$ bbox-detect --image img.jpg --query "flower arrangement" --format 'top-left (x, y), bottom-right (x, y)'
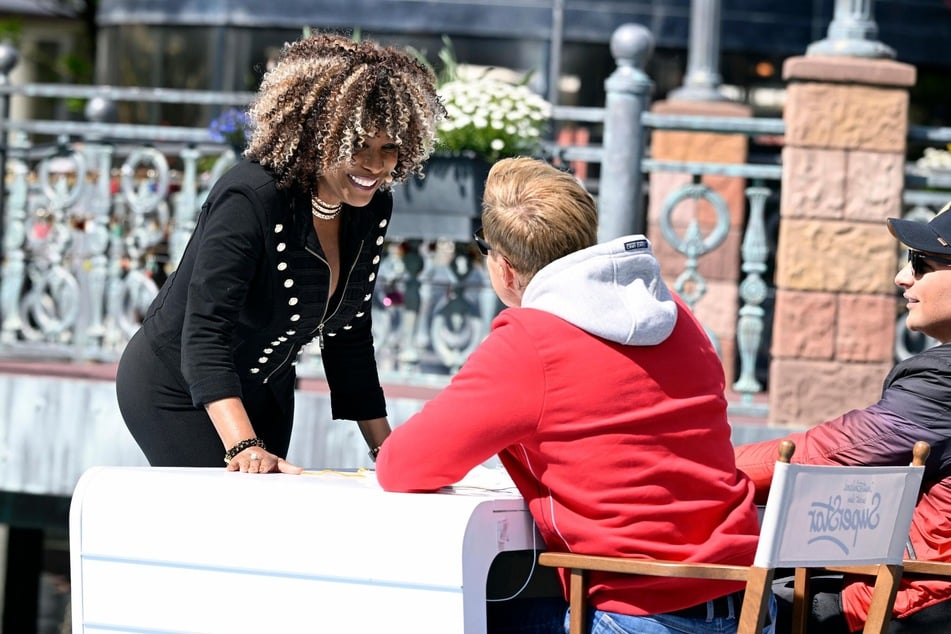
top-left (432, 38), bottom-right (551, 163)
top-left (207, 107), bottom-right (250, 150)
top-left (437, 78), bottom-right (551, 163)
top-left (916, 145), bottom-right (951, 172)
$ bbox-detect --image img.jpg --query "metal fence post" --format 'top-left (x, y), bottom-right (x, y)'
top-left (807, 0), bottom-right (894, 58)
top-left (81, 97), bottom-right (118, 351)
top-left (668, 0), bottom-right (725, 102)
top-left (599, 23), bottom-right (654, 241)
top-left (732, 185), bottom-right (770, 407)
top-left (0, 41), bottom-right (19, 263)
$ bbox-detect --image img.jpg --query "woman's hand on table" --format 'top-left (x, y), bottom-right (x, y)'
top-left (226, 447), bottom-right (303, 474)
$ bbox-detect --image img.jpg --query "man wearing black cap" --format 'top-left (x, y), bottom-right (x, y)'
top-left (888, 203), bottom-right (951, 342)
top-left (734, 203), bottom-right (951, 633)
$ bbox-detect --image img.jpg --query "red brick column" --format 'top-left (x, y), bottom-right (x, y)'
top-left (769, 56), bottom-right (916, 426)
top-left (648, 100), bottom-right (752, 385)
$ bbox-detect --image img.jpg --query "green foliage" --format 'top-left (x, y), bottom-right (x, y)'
top-left (0, 19), bottom-right (23, 44)
top-left (436, 34), bottom-right (459, 84)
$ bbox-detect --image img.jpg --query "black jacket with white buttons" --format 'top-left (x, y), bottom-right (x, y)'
top-left (142, 159), bottom-right (389, 422)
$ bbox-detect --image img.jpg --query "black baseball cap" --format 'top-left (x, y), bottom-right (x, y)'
top-left (887, 201), bottom-right (951, 256)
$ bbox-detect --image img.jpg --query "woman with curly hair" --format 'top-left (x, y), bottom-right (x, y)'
top-left (116, 33), bottom-right (445, 473)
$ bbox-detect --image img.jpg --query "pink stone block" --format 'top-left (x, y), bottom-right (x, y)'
top-left (703, 174), bottom-right (747, 226)
top-left (775, 219), bottom-right (897, 294)
top-left (719, 337), bottom-right (736, 387)
top-left (692, 281), bottom-right (739, 339)
top-left (650, 100), bottom-right (752, 165)
top-left (767, 359), bottom-right (892, 426)
top-left (771, 289), bottom-right (836, 360)
top-left (783, 56), bottom-right (916, 88)
top-left (785, 83), bottom-right (908, 153)
top-left (651, 129), bottom-right (747, 163)
top-left (835, 294), bottom-right (897, 363)
top-left (781, 147), bottom-right (847, 220)
top-left (844, 151), bottom-right (904, 222)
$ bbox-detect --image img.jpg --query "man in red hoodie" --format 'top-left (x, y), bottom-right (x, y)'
top-left (377, 157), bottom-right (769, 634)
top-left (735, 203), bottom-right (951, 633)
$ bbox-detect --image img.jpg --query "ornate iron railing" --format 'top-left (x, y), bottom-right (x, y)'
top-left (1, 22), bottom-right (950, 417)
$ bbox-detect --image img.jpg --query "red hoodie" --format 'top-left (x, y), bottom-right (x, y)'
top-left (377, 284), bottom-right (760, 615)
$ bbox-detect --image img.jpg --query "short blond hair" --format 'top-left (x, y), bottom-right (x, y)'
top-left (245, 33), bottom-right (445, 194)
top-left (481, 157), bottom-right (598, 279)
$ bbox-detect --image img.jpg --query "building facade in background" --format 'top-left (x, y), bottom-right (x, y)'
top-left (92, 0), bottom-right (951, 129)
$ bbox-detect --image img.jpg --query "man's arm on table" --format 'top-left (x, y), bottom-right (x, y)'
top-left (376, 320), bottom-right (545, 492)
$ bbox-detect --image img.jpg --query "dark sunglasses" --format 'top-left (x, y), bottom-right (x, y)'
top-left (908, 249), bottom-right (951, 277)
top-left (473, 227), bottom-right (492, 256)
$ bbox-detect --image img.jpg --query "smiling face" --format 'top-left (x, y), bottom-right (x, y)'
top-left (315, 131), bottom-right (399, 208)
top-left (244, 34), bottom-right (443, 197)
top-left (895, 251), bottom-right (951, 343)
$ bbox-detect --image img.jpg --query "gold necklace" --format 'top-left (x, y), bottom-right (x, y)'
top-left (311, 195), bottom-right (342, 221)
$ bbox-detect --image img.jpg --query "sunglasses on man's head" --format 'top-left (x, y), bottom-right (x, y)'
top-left (908, 249), bottom-right (951, 277)
top-left (473, 227), bottom-right (492, 256)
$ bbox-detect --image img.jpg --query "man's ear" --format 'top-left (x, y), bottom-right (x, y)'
top-left (498, 257), bottom-right (524, 294)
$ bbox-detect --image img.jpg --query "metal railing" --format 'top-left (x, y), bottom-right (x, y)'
top-left (2, 20), bottom-right (950, 418)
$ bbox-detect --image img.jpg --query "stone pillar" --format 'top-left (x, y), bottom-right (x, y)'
top-left (648, 99), bottom-right (752, 386)
top-left (769, 56), bottom-right (915, 426)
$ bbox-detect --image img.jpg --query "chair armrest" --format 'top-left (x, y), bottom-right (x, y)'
top-left (538, 552), bottom-right (751, 582)
top-left (902, 560), bottom-right (951, 577)
top-left (814, 564), bottom-right (899, 577)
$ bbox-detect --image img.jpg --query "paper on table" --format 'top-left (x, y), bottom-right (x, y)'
top-left (300, 468), bottom-right (380, 488)
top-left (443, 465), bottom-right (519, 495)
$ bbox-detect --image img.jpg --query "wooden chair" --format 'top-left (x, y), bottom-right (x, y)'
top-left (901, 560), bottom-right (951, 577)
top-left (895, 557), bottom-right (951, 620)
top-left (539, 440), bottom-right (930, 634)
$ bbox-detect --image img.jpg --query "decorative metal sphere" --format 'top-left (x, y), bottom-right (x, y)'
top-left (610, 23), bottom-right (654, 69)
top-left (0, 40), bottom-right (19, 75)
top-left (85, 96), bottom-right (118, 123)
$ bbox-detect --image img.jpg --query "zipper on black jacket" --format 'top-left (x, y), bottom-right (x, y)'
top-left (305, 240), bottom-right (363, 346)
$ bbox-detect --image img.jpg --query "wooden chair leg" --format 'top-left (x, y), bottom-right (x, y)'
top-left (568, 568), bottom-right (588, 634)
top-left (737, 567), bottom-right (775, 634)
top-left (792, 568), bottom-right (811, 634)
top-left (863, 564), bottom-right (901, 634)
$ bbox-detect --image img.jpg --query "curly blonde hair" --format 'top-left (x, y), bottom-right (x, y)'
top-left (245, 33), bottom-right (445, 194)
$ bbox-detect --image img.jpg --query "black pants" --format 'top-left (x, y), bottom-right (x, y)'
top-left (116, 328), bottom-right (294, 467)
top-left (773, 573), bottom-right (951, 634)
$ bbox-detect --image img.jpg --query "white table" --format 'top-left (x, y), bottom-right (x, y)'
top-left (69, 466), bottom-right (545, 633)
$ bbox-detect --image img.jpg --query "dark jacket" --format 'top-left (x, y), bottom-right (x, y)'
top-left (142, 160), bottom-right (390, 421)
top-left (736, 343), bottom-right (951, 628)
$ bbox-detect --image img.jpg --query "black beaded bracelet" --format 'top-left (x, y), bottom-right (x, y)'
top-left (224, 437), bottom-right (267, 465)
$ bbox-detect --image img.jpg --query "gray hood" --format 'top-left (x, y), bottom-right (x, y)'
top-left (521, 235), bottom-right (677, 346)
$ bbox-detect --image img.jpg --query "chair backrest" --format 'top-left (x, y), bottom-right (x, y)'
top-left (756, 440), bottom-right (926, 569)
top-left (764, 440), bottom-right (929, 634)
